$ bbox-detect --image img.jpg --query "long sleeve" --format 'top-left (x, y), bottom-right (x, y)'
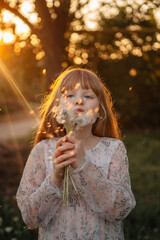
top-left (16, 140), bottom-right (63, 229)
top-left (71, 140), bottom-right (136, 222)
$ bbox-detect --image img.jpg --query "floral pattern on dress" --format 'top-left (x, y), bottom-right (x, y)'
top-left (16, 137), bottom-right (136, 240)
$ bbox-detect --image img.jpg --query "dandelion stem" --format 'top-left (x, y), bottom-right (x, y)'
top-left (69, 184), bottom-right (79, 202)
top-left (68, 169), bottom-right (79, 196)
top-left (63, 167), bottom-right (66, 204)
top-left (73, 123), bottom-right (77, 132)
top-left (66, 122), bottom-right (70, 134)
top-left (66, 166), bottom-right (69, 206)
top-left (62, 120), bottom-right (80, 205)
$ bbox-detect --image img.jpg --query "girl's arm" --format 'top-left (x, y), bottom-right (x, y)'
top-left (71, 140), bottom-right (136, 222)
top-left (16, 141), bottom-right (63, 229)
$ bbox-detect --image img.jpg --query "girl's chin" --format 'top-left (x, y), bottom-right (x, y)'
top-left (75, 112), bottom-right (84, 116)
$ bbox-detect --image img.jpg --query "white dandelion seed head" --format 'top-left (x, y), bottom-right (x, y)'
top-left (52, 104), bottom-right (96, 133)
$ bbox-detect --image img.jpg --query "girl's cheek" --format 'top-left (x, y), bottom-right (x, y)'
top-left (89, 102), bottom-right (99, 110)
top-left (59, 97), bottom-right (64, 105)
top-left (67, 102), bottom-right (74, 110)
top-left (61, 98), bottom-right (70, 106)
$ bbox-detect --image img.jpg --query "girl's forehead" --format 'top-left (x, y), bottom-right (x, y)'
top-left (61, 83), bottom-right (93, 93)
top-left (62, 78), bottom-right (92, 89)
top-left (68, 87), bottom-right (92, 92)
top-left (60, 76), bottom-right (101, 97)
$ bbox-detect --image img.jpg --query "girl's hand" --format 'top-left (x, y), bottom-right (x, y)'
top-left (65, 135), bottom-right (86, 169)
top-left (51, 136), bottom-right (76, 187)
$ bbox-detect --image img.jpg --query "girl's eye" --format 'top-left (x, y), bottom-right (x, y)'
top-left (65, 94), bottom-right (92, 99)
top-left (66, 94), bottom-right (74, 98)
top-left (85, 95), bottom-right (92, 99)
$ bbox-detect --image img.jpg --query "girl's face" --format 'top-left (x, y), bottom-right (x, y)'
top-left (59, 84), bottom-right (99, 123)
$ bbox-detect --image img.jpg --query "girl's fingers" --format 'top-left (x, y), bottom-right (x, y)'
top-left (66, 135), bottom-right (76, 144)
top-left (55, 136), bottom-right (67, 149)
top-left (56, 158), bottom-right (75, 169)
top-left (55, 143), bottom-right (74, 158)
top-left (55, 151), bottom-right (76, 165)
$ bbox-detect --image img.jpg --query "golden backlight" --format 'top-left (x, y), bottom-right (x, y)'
top-left (0, 1), bottom-right (36, 44)
top-left (1, 1), bottom-right (160, 44)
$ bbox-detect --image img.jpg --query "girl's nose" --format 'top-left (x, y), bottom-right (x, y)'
top-left (75, 98), bottom-right (83, 105)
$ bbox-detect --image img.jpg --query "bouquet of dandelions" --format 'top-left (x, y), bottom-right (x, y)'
top-left (52, 104), bottom-right (94, 206)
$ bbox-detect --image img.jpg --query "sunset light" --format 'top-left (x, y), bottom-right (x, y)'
top-left (1, 10), bottom-right (30, 43)
top-left (0, 31), bottom-right (3, 41)
top-left (0, 1), bottom-right (37, 44)
top-left (14, 17), bottom-right (30, 36)
top-left (20, 1), bottom-right (33, 16)
top-left (20, 1), bottom-right (38, 23)
top-left (0, 31), bottom-right (15, 44)
top-left (154, 8), bottom-right (160, 28)
top-left (0, 1), bottom-right (160, 45)
top-left (3, 32), bottom-right (15, 44)
top-left (2, 10), bottom-right (14, 22)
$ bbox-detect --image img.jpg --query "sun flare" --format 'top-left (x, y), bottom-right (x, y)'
top-left (2, 31), bottom-right (15, 44)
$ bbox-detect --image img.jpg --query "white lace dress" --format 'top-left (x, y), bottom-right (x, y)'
top-left (16, 137), bottom-right (136, 240)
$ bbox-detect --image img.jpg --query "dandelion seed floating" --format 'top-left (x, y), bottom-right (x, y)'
top-left (61, 87), bottom-right (65, 93)
top-left (74, 83), bottom-right (80, 90)
top-left (47, 122), bottom-right (52, 128)
top-left (94, 106), bottom-right (99, 113)
top-left (29, 110), bottom-right (34, 115)
top-left (42, 69), bottom-right (46, 75)
top-left (47, 133), bottom-right (54, 138)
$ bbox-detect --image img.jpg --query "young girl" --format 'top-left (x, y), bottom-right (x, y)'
top-left (16, 67), bottom-right (136, 240)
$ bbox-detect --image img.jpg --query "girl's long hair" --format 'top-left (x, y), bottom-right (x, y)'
top-left (32, 67), bottom-right (123, 147)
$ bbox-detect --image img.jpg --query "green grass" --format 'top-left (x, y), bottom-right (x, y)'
top-left (0, 193), bottom-right (38, 240)
top-left (0, 130), bottom-right (160, 239)
top-left (123, 130), bottom-right (160, 240)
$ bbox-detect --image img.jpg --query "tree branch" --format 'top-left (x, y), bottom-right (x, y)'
top-left (0, 1), bottom-right (40, 35)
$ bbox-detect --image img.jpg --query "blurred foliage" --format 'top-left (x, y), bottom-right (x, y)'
top-left (123, 130), bottom-right (160, 240)
top-left (0, 193), bottom-right (38, 240)
top-left (98, 52), bottom-right (160, 131)
top-left (0, 43), bottom-right (43, 102)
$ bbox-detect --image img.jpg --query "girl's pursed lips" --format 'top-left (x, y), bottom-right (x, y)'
top-left (75, 108), bottom-right (84, 112)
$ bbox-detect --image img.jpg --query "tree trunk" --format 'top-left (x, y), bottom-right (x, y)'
top-left (35, 0), bottom-right (71, 90)
top-left (40, 37), bottom-right (63, 90)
